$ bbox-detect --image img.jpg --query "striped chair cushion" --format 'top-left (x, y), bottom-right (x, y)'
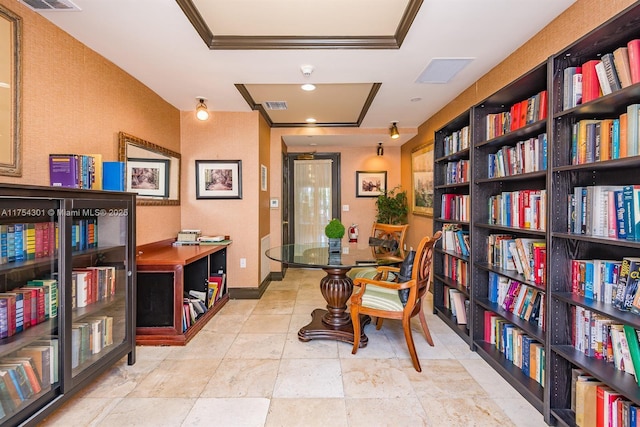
top-left (347, 267), bottom-right (397, 281)
top-left (357, 283), bottom-right (405, 311)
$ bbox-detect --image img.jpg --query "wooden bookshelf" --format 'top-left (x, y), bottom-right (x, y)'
top-left (135, 239), bottom-right (229, 346)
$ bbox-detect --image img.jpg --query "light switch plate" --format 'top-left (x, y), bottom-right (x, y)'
top-left (270, 198), bottom-right (279, 208)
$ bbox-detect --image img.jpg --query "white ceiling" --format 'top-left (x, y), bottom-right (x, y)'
top-left (31, 0), bottom-right (576, 147)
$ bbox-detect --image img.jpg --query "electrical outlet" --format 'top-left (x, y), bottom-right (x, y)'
top-left (240, 258), bottom-right (246, 268)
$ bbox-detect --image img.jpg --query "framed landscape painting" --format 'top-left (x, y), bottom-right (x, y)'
top-left (356, 171), bottom-right (386, 197)
top-left (196, 160), bottom-right (242, 199)
top-left (126, 158), bottom-right (170, 198)
top-left (411, 142), bottom-right (434, 216)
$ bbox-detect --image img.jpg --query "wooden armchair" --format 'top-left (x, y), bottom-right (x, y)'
top-left (350, 231), bottom-right (442, 372)
top-left (347, 223), bottom-right (408, 281)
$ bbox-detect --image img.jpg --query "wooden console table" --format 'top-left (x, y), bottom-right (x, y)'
top-left (135, 238), bottom-right (230, 345)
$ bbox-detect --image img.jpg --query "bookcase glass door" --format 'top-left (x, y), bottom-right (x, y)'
top-left (68, 199), bottom-right (130, 381)
top-left (0, 197), bottom-right (60, 421)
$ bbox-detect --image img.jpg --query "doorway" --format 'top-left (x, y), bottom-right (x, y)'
top-left (283, 153), bottom-right (341, 246)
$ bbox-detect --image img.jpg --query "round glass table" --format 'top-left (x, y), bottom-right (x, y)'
top-left (266, 243), bottom-right (383, 347)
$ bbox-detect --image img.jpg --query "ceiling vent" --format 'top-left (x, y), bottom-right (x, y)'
top-left (416, 58), bottom-right (474, 84)
top-left (20, 0), bottom-right (81, 11)
top-left (264, 101), bottom-right (288, 110)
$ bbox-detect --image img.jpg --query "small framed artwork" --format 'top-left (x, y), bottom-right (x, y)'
top-left (126, 158), bottom-right (170, 198)
top-left (261, 164), bottom-right (268, 191)
top-left (196, 160), bottom-right (242, 199)
top-left (411, 141), bottom-right (434, 216)
top-left (356, 171), bottom-right (386, 198)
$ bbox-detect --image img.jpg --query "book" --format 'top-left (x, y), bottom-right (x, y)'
top-left (49, 154), bottom-right (79, 188)
top-left (613, 46), bottom-right (633, 88)
top-left (102, 161), bottom-right (126, 191)
top-left (581, 59), bottom-right (601, 104)
top-left (594, 61), bottom-right (612, 96)
top-left (623, 325), bottom-right (640, 386)
top-left (627, 104), bottom-right (640, 157)
top-left (614, 257), bottom-right (640, 311)
top-left (628, 39), bottom-right (640, 85)
top-left (601, 52), bottom-right (622, 92)
top-left (575, 374), bottom-right (602, 427)
top-left (16, 346), bottom-right (51, 387)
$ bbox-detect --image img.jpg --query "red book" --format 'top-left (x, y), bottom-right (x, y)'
top-left (581, 59), bottom-right (601, 103)
top-left (34, 222), bottom-right (45, 259)
top-left (520, 99), bottom-right (528, 129)
top-left (21, 287), bottom-right (45, 325)
top-left (0, 295), bottom-right (16, 337)
top-left (74, 269), bottom-right (98, 304)
top-left (628, 39), bottom-right (640, 84)
top-left (538, 90), bottom-right (548, 120)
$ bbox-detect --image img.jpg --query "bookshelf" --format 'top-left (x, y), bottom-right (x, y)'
top-left (433, 111), bottom-right (472, 345)
top-left (431, 3), bottom-right (640, 425)
top-left (135, 239), bottom-right (229, 346)
top-left (0, 183), bottom-right (136, 426)
top-left (547, 4), bottom-right (640, 426)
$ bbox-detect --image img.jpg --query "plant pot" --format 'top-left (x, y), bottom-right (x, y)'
top-left (328, 238), bottom-right (341, 254)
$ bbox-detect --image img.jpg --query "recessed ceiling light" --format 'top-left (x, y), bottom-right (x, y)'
top-left (410, 97), bottom-right (422, 102)
top-left (301, 83), bottom-right (316, 91)
top-left (306, 118), bottom-right (317, 123)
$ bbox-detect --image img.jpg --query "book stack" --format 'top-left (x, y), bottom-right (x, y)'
top-left (443, 125), bottom-right (470, 156)
top-left (485, 90), bottom-right (548, 139)
top-left (72, 266), bottom-right (117, 309)
top-left (488, 189), bottom-right (547, 231)
top-left (487, 272), bottom-right (545, 328)
top-left (0, 221), bottom-right (58, 265)
top-left (487, 133), bottom-right (547, 178)
top-left (175, 230), bottom-right (201, 246)
top-left (71, 317), bottom-right (113, 369)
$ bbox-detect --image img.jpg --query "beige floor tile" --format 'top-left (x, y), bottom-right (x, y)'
top-left (225, 333), bottom-right (287, 359)
top-left (273, 358), bottom-right (344, 398)
top-left (340, 358), bottom-right (414, 399)
top-left (99, 397), bottom-right (195, 426)
top-left (265, 398), bottom-right (348, 427)
top-left (281, 332), bottom-right (339, 359)
top-left (420, 397), bottom-right (516, 427)
top-left (165, 330), bottom-right (236, 360)
top-left (201, 359), bottom-right (280, 398)
top-left (407, 359), bottom-right (489, 398)
top-left (218, 299), bottom-right (259, 316)
top-left (182, 398), bottom-right (270, 427)
top-left (128, 359), bottom-right (215, 398)
top-left (252, 298), bottom-right (296, 315)
top-left (345, 397), bottom-right (431, 427)
top-left (202, 313), bottom-right (248, 333)
top-left (75, 357), bottom-right (161, 398)
top-left (460, 359), bottom-right (527, 398)
top-left (39, 397), bottom-right (122, 427)
top-left (239, 314), bottom-right (292, 334)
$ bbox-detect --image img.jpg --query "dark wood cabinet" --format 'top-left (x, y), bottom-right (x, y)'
top-left (0, 184), bottom-right (136, 426)
top-left (135, 239), bottom-right (229, 346)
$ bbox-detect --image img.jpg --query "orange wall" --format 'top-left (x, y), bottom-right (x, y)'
top-left (180, 111), bottom-right (261, 289)
top-left (0, 0), bottom-right (182, 245)
top-left (400, 0), bottom-right (636, 247)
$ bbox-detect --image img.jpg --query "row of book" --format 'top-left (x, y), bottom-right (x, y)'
top-left (440, 193), bottom-right (470, 222)
top-left (488, 189), bottom-right (547, 231)
top-left (0, 340), bottom-right (58, 418)
top-left (563, 38), bottom-right (640, 112)
top-left (443, 285), bottom-right (468, 325)
top-left (487, 235), bottom-right (546, 285)
top-left (574, 371), bottom-right (640, 427)
top-left (443, 254), bottom-right (468, 290)
top-left (441, 223), bottom-right (469, 257)
top-left (572, 308), bottom-right (640, 384)
top-left (484, 312), bottom-right (544, 386)
top-left (443, 159), bottom-right (469, 185)
top-left (71, 316), bottom-right (114, 369)
top-left (0, 222), bottom-right (57, 265)
top-left (568, 184), bottom-right (640, 241)
top-left (0, 279), bottom-right (57, 339)
top-left (72, 266), bottom-right (117, 309)
top-left (487, 133), bottom-right (547, 178)
top-left (571, 106), bottom-right (640, 166)
top-left (487, 272), bottom-right (545, 328)
top-left (49, 154), bottom-right (125, 191)
top-left (485, 89), bottom-right (548, 140)
top-left (443, 125), bottom-right (470, 157)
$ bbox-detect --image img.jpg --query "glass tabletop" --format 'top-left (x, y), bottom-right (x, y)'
top-left (265, 243), bottom-right (380, 269)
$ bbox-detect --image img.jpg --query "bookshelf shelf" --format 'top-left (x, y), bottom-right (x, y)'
top-left (0, 183), bottom-right (136, 426)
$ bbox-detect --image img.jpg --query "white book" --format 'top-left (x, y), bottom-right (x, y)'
top-left (595, 61), bottom-right (613, 95)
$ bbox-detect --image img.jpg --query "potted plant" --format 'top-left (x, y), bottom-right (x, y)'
top-left (375, 185), bottom-right (409, 225)
top-left (325, 218), bottom-right (346, 253)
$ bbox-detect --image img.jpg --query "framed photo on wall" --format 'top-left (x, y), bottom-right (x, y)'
top-left (356, 171), bottom-right (386, 197)
top-left (411, 142), bottom-right (434, 216)
top-left (126, 158), bottom-right (170, 198)
top-left (196, 160), bottom-right (242, 199)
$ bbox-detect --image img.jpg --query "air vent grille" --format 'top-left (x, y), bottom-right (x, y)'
top-left (20, 0), bottom-right (81, 11)
top-left (264, 101), bottom-right (288, 110)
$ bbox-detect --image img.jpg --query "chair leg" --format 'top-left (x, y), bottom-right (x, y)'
top-left (375, 317), bottom-right (384, 330)
top-left (351, 305), bottom-right (361, 354)
top-left (402, 316), bottom-right (421, 372)
top-left (418, 306), bottom-right (434, 346)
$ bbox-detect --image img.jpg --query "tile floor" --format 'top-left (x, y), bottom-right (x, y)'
top-left (40, 268), bottom-right (547, 427)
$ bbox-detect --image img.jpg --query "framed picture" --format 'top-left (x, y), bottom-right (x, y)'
top-left (196, 160), bottom-right (242, 199)
top-left (411, 142), bottom-right (434, 216)
top-left (356, 171), bottom-right (386, 197)
top-left (126, 158), bottom-right (170, 198)
top-left (261, 164), bottom-right (268, 191)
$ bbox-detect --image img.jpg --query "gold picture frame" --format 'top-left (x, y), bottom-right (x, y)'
top-left (411, 141), bottom-right (434, 217)
top-left (0, 5), bottom-right (21, 176)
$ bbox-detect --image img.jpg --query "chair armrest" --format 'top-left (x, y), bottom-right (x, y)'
top-left (353, 277), bottom-right (415, 291)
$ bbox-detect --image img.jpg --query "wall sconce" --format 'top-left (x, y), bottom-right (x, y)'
top-left (390, 122), bottom-right (400, 139)
top-left (377, 142), bottom-right (384, 156)
top-left (195, 98), bottom-right (209, 121)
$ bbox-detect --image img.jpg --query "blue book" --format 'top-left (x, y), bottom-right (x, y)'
top-left (102, 161), bottom-right (126, 191)
top-left (6, 225), bottom-right (15, 263)
top-left (488, 272), bottom-right (498, 303)
top-left (584, 261), bottom-right (595, 300)
top-left (612, 118), bottom-right (621, 159)
top-left (540, 133), bottom-right (547, 170)
top-left (624, 185), bottom-right (638, 241)
top-left (0, 224), bottom-right (7, 264)
top-left (13, 223), bottom-right (24, 262)
top-left (521, 335), bottom-right (532, 377)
